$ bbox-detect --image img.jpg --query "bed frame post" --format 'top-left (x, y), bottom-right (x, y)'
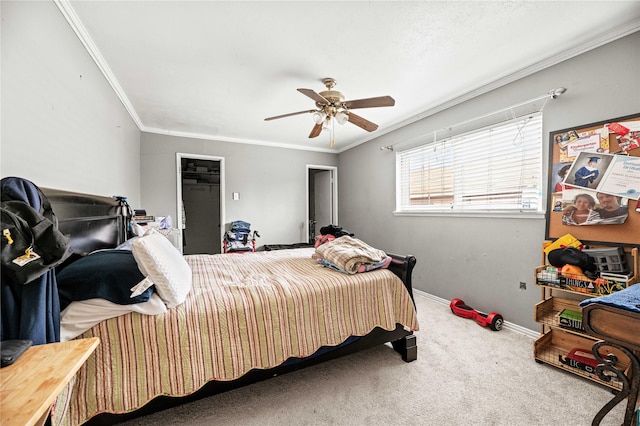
top-left (387, 253), bottom-right (417, 304)
top-left (391, 334), bottom-right (417, 362)
top-left (386, 253), bottom-right (418, 362)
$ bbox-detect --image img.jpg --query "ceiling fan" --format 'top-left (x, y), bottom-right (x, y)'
top-left (264, 78), bottom-right (395, 147)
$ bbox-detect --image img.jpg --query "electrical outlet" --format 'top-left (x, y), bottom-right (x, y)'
top-left (519, 281), bottom-right (527, 290)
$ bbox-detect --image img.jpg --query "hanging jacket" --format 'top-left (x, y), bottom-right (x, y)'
top-left (1, 177), bottom-right (61, 344)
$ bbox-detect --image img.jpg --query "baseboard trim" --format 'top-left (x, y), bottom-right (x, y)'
top-left (414, 289), bottom-right (538, 339)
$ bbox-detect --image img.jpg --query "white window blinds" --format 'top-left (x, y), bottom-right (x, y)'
top-left (396, 113), bottom-right (543, 213)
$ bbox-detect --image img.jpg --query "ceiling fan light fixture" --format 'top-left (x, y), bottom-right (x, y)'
top-left (312, 111), bottom-right (326, 124)
top-left (322, 116), bottom-right (332, 130)
top-left (335, 111), bottom-right (348, 125)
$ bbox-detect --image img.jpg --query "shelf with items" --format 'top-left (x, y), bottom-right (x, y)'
top-left (534, 244), bottom-right (638, 391)
top-left (535, 265), bottom-right (632, 297)
top-left (182, 171), bottom-right (220, 185)
top-left (536, 245), bottom-right (638, 294)
top-left (533, 328), bottom-right (627, 391)
top-left (534, 296), bottom-right (584, 334)
top-left (182, 160), bottom-right (221, 185)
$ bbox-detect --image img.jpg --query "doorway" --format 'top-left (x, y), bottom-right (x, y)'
top-left (176, 153), bottom-right (225, 254)
top-left (307, 165), bottom-right (338, 243)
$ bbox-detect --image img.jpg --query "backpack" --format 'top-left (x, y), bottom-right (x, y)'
top-left (1, 200), bottom-right (71, 285)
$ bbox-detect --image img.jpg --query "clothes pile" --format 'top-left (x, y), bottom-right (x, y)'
top-left (314, 235), bottom-right (392, 275)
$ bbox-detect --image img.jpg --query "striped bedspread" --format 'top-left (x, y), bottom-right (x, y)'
top-left (53, 248), bottom-right (418, 426)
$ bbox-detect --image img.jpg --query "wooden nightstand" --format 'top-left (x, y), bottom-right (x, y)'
top-left (0, 337), bottom-right (99, 426)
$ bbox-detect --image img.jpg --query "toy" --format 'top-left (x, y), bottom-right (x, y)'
top-left (449, 298), bottom-right (504, 331)
top-left (558, 348), bottom-right (602, 374)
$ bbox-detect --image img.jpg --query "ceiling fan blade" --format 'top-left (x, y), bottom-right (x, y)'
top-left (298, 88), bottom-right (329, 105)
top-left (346, 112), bottom-right (379, 132)
top-left (308, 123), bottom-right (323, 138)
top-left (264, 110), bottom-right (316, 121)
top-left (343, 96), bottom-right (395, 110)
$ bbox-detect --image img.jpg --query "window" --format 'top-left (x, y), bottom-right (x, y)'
top-left (396, 114), bottom-right (543, 214)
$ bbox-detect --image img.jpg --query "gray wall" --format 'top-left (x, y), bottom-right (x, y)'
top-left (140, 133), bottom-right (337, 246)
top-left (0, 1), bottom-right (141, 205)
top-left (338, 31), bottom-right (640, 331)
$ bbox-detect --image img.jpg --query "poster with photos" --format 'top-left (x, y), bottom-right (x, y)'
top-left (546, 112), bottom-right (640, 246)
top-left (562, 151), bottom-right (613, 191)
top-left (560, 187), bottom-right (628, 226)
top-left (562, 152), bottom-right (640, 200)
top-left (556, 128), bottom-right (609, 163)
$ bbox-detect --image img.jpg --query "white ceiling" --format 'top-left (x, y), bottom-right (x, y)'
top-left (60, 1), bottom-right (640, 152)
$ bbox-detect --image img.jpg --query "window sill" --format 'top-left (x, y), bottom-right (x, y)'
top-left (393, 210), bottom-right (546, 219)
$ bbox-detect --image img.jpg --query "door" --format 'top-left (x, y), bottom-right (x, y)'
top-left (307, 166), bottom-right (337, 243)
top-left (177, 154), bottom-right (224, 254)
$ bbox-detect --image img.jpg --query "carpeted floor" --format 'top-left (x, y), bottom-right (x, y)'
top-left (120, 293), bottom-right (629, 425)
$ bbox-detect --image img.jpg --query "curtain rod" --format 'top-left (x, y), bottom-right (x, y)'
top-left (382, 87), bottom-right (566, 152)
top-left (435, 87), bottom-right (566, 135)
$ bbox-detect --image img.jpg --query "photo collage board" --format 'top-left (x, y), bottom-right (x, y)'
top-left (546, 112), bottom-right (640, 246)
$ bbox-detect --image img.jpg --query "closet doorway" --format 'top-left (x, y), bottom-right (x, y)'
top-left (307, 165), bottom-right (338, 244)
top-left (176, 153), bottom-right (225, 255)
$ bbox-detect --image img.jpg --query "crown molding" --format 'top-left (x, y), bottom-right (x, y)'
top-left (54, 0), bottom-right (144, 130)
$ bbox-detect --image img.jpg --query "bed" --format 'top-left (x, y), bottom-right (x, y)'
top-left (40, 188), bottom-right (419, 426)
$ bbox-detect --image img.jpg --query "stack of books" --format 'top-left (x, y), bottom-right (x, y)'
top-left (134, 209), bottom-right (154, 224)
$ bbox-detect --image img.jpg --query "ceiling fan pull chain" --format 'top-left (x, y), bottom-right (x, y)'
top-left (329, 117), bottom-right (335, 148)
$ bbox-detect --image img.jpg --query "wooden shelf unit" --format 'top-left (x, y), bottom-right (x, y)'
top-left (533, 245), bottom-right (638, 391)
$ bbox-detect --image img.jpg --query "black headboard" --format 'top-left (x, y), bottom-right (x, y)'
top-left (41, 187), bottom-right (130, 255)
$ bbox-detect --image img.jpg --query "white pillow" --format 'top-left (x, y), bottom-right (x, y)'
top-left (60, 294), bottom-right (167, 341)
top-left (132, 229), bottom-right (192, 308)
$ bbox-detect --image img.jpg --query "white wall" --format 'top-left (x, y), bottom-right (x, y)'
top-left (140, 133), bottom-right (337, 246)
top-left (0, 1), bottom-right (141, 205)
top-left (338, 31), bottom-right (640, 331)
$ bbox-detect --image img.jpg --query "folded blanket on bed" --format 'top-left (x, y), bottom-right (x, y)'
top-left (315, 236), bottom-right (388, 274)
top-left (579, 284), bottom-right (640, 314)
